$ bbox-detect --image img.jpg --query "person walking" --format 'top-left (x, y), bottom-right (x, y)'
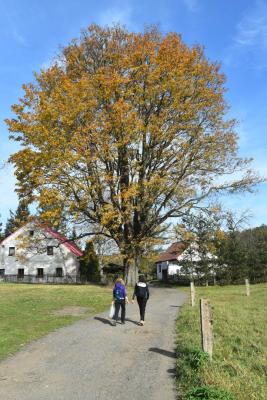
top-left (112, 278), bottom-right (128, 326)
top-left (132, 276), bottom-right (149, 326)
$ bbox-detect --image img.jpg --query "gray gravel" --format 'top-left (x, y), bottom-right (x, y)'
top-left (0, 287), bottom-right (187, 400)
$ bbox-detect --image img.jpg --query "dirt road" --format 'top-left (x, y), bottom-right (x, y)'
top-left (0, 287), bottom-right (187, 400)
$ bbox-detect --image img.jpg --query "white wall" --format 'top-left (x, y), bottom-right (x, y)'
top-left (168, 262), bottom-right (183, 275)
top-left (156, 261), bottom-right (183, 279)
top-left (156, 261), bottom-right (168, 279)
top-left (0, 223), bottom-right (79, 276)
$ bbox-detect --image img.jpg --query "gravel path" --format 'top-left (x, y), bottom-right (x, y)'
top-left (0, 287), bottom-right (187, 400)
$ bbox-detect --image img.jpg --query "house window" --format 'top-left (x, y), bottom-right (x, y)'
top-left (158, 264), bottom-right (161, 273)
top-left (29, 230), bottom-right (34, 236)
top-left (18, 269), bottom-right (24, 277)
top-left (56, 267), bottom-right (63, 277)
top-left (37, 268), bottom-right (44, 277)
top-left (47, 246), bottom-right (54, 256)
top-left (0, 269), bottom-right (5, 277)
top-left (9, 247), bottom-right (15, 256)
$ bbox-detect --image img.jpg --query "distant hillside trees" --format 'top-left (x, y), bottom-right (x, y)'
top-left (175, 210), bottom-right (267, 284)
top-left (216, 222), bottom-right (267, 284)
top-left (239, 225), bottom-right (267, 283)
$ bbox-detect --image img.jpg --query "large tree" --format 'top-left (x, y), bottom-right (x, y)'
top-left (6, 25), bottom-right (260, 284)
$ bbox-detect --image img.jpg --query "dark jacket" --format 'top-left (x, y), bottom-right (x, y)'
top-left (132, 282), bottom-right (149, 300)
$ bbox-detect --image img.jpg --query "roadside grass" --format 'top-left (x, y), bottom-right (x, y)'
top-left (176, 283), bottom-right (267, 400)
top-left (0, 282), bottom-right (112, 360)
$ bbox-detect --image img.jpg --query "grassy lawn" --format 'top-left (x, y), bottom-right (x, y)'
top-left (0, 282), bottom-right (112, 360)
top-left (176, 283), bottom-right (267, 400)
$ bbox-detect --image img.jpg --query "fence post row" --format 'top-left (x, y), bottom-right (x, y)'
top-left (200, 298), bottom-right (213, 360)
top-left (190, 281), bottom-right (196, 307)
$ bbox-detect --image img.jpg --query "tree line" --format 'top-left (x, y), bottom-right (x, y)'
top-left (1, 202), bottom-right (266, 284)
top-left (175, 211), bottom-right (267, 284)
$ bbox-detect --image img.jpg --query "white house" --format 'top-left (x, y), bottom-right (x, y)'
top-left (0, 220), bottom-right (83, 282)
top-left (155, 241), bottom-right (216, 281)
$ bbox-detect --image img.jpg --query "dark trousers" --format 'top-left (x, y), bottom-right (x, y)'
top-left (114, 299), bottom-right (126, 322)
top-left (137, 297), bottom-right (147, 321)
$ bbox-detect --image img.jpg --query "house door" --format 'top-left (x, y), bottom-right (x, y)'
top-left (162, 269), bottom-right (168, 283)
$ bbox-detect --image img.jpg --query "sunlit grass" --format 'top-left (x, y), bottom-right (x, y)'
top-left (176, 283), bottom-right (267, 400)
top-left (0, 282), bottom-right (112, 360)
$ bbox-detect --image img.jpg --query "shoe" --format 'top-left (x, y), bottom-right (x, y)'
top-left (121, 321), bottom-right (125, 324)
top-left (140, 320), bottom-right (144, 326)
top-left (112, 321), bottom-right (117, 326)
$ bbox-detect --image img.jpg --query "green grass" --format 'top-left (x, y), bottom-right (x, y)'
top-left (0, 282), bottom-right (112, 360)
top-left (176, 283), bottom-right (267, 400)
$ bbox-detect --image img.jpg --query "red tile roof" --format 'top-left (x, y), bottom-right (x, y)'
top-left (156, 242), bottom-right (186, 263)
top-left (0, 220), bottom-right (83, 257)
top-left (44, 226), bottom-right (83, 257)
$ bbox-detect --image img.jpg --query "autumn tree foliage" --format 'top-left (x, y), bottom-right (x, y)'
top-left (6, 25), bottom-right (260, 284)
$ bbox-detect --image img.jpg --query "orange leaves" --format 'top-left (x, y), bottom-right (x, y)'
top-left (6, 24), bottom-right (259, 260)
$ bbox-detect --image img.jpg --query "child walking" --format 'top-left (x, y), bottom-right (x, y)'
top-left (112, 278), bottom-right (128, 326)
top-left (132, 276), bottom-right (149, 326)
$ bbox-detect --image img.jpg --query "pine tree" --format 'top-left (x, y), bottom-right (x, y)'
top-left (216, 212), bottom-right (249, 283)
top-left (242, 226), bottom-right (267, 283)
top-left (0, 216), bottom-right (3, 241)
top-left (175, 210), bottom-right (221, 283)
top-left (4, 201), bottom-right (30, 237)
top-left (80, 241), bottom-right (100, 282)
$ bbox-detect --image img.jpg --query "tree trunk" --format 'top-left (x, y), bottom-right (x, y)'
top-left (124, 256), bottom-right (139, 286)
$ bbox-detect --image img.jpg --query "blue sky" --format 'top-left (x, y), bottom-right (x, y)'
top-left (0, 0), bottom-right (266, 228)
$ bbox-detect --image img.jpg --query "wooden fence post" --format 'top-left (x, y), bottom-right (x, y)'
top-left (200, 298), bottom-right (213, 360)
top-left (245, 278), bottom-right (250, 296)
top-left (190, 281), bottom-right (196, 307)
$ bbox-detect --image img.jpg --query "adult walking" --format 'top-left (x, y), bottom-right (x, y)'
top-left (132, 275), bottom-right (149, 325)
top-left (112, 278), bottom-right (128, 326)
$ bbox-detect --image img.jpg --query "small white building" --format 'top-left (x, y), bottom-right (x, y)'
top-left (0, 220), bottom-right (83, 282)
top-left (156, 242), bottom-right (187, 281)
top-left (155, 241), bottom-right (215, 281)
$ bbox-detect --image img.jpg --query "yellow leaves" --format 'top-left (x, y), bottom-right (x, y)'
top-left (215, 229), bottom-right (226, 242)
top-left (5, 23), bottom-right (257, 264)
top-left (100, 204), bottom-right (121, 228)
top-left (175, 223), bottom-right (196, 243)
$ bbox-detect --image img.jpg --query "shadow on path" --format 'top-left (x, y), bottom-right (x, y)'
top-left (149, 347), bottom-right (176, 359)
top-left (125, 318), bottom-right (140, 326)
top-left (167, 368), bottom-right (177, 376)
top-left (94, 317), bottom-right (114, 326)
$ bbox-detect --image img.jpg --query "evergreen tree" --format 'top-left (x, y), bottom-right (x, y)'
top-left (4, 201), bottom-right (30, 237)
top-left (175, 210), bottom-right (221, 283)
top-left (0, 216), bottom-right (3, 241)
top-left (80, 240), bottom-right (100, 282)
top-left (216, 212), bottom-right (249, 283)
top-left (241, 225), bottom-right (267, 283)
